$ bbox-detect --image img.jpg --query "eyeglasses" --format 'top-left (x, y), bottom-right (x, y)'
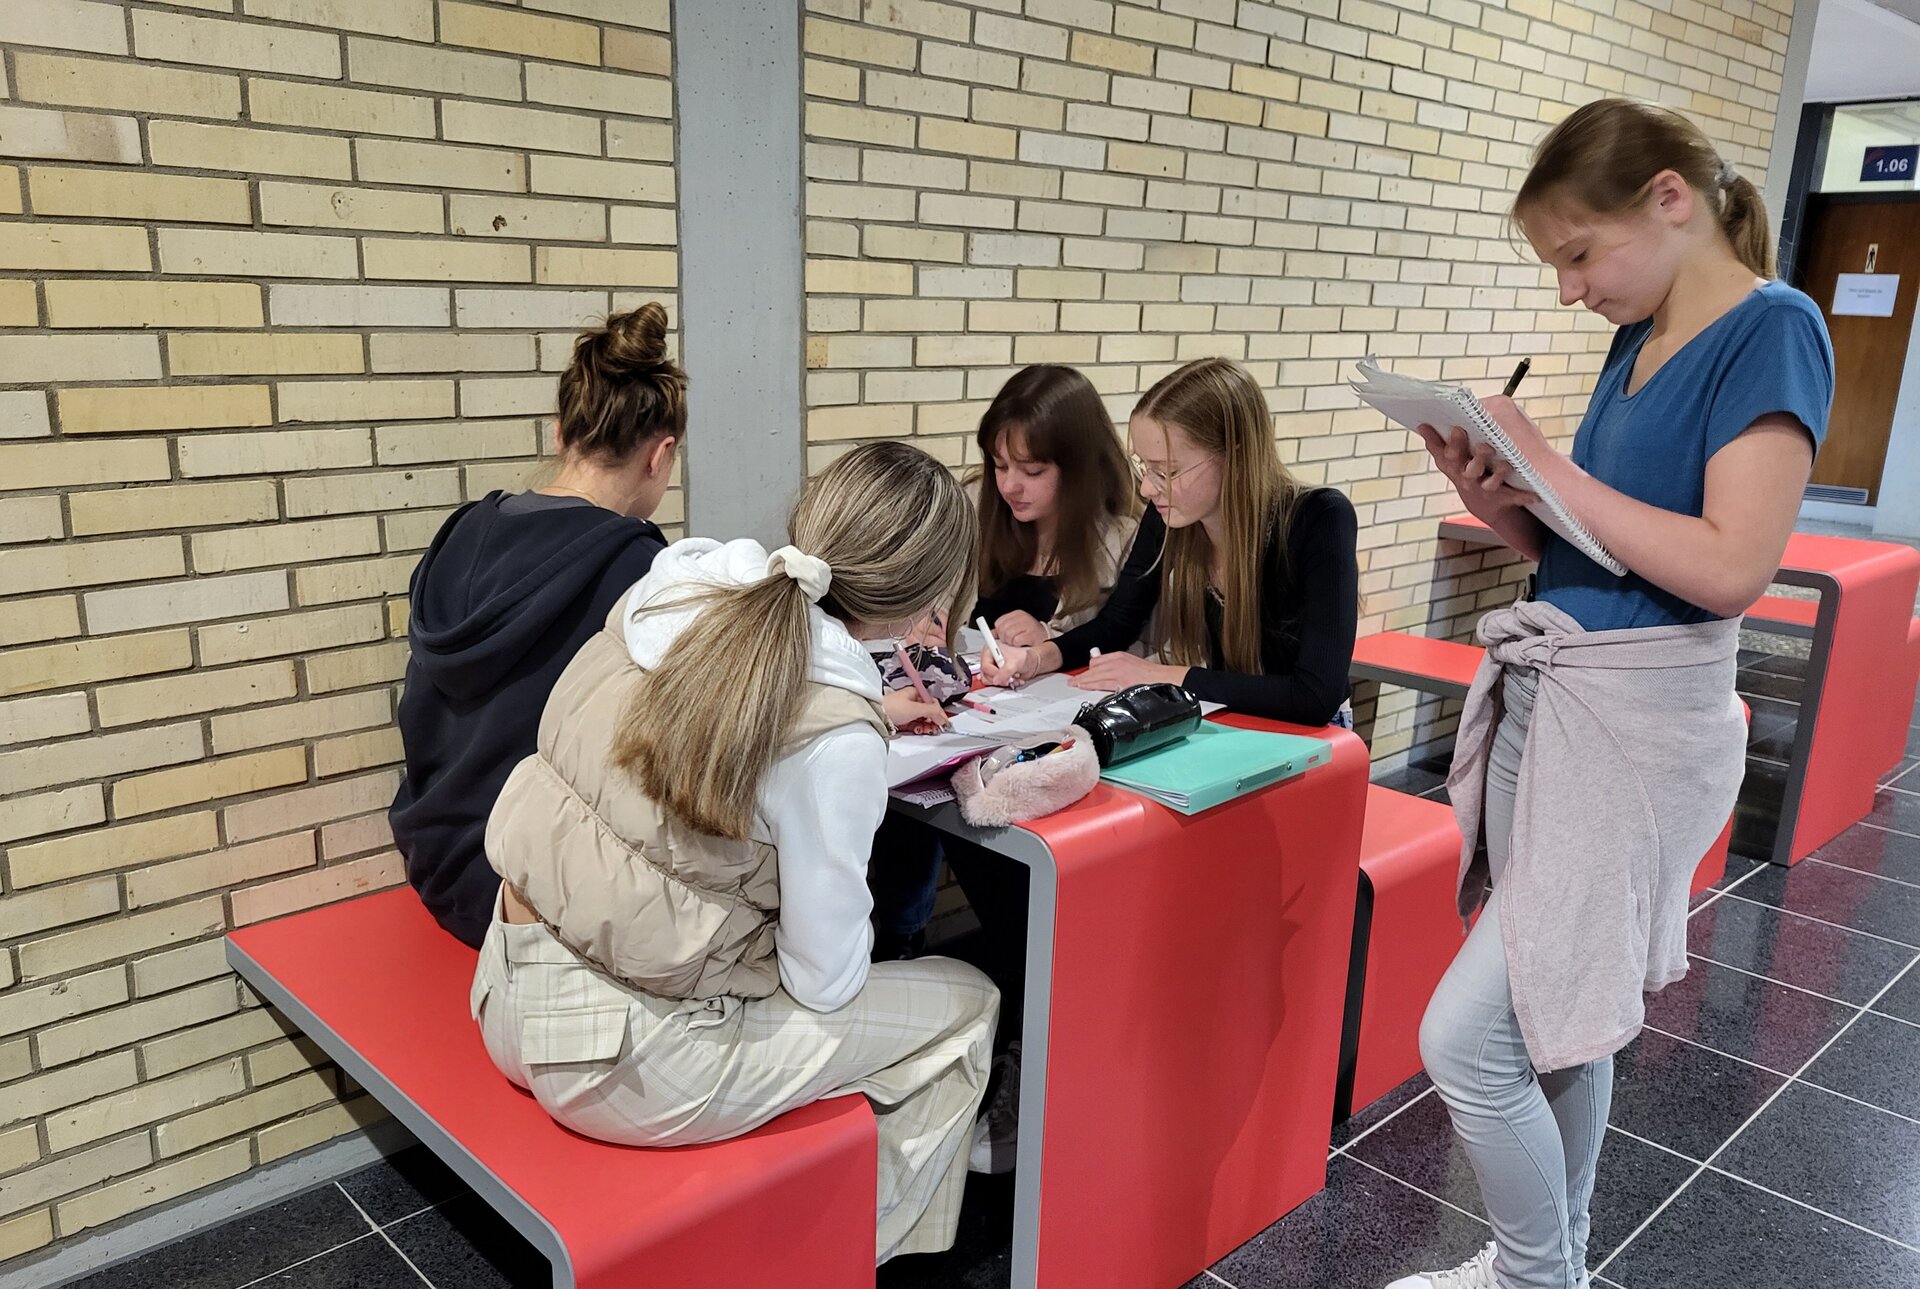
top-left (1128, 453), bottom-right (1207, 489)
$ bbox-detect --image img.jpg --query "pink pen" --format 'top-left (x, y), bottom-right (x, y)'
top-left (894, 644), bottom-right (938, 709)
top-left (956, 694), bottom-right (998, 716)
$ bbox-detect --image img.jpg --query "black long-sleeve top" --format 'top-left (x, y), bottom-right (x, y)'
top-left (1051, 488), bottom-right (1359, 725)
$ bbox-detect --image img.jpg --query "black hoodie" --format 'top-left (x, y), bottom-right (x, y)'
top-left (390, 491), bottom-right (665, 946)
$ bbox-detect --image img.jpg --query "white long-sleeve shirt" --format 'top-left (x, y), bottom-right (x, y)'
top-left (624, 538), bottom-right (885, 1012)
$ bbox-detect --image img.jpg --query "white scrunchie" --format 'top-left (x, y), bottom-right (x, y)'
top-left (769, 545), bottom-right (832, 603)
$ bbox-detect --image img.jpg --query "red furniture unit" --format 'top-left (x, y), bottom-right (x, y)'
top-left (226, 889), bottom-right (876, 1289)
top-left (1338, 784), bottom-right (1466, 1118)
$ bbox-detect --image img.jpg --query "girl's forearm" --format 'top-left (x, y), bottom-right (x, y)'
top-left (1540, 454), bottom-right (1785, 618)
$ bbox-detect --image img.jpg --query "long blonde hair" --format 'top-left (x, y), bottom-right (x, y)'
top-left (614, 442), bottom-right (974, 840)
top-left (974, 365), bottom-right (1139, 618)
top-left (1515, 98), bottom-right (1774, 277)
top-left (1135, 358), bottom-right (1303, 674)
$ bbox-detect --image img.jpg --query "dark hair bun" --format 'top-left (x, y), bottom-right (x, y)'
top-left (596, 302), bottom-right (671, 375)
top-left (556, 299), bottom-right (688, 459)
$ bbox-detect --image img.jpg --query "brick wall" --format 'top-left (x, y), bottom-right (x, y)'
top-left (0, 0), bottom-right (675, 1260)
top-left (1, 0), bottom-right (1800, 1266)
top-left (798, 0), bottom-right (1794, 755)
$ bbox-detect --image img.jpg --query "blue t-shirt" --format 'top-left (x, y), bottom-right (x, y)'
top-left (1537, 280), bottom-right (1834, 631)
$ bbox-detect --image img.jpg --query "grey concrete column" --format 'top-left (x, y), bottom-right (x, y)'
top-left (673, 0), bottom-right (806, 545)
top-left (1765, 0), bottom-right (1821, 229)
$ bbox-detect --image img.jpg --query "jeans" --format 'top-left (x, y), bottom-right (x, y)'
top-left (1418, 669), bottom-right (1612, 1289)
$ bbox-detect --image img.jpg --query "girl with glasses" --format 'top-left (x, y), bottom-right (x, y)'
top-left (978, 356), bottom-right (1359, 729)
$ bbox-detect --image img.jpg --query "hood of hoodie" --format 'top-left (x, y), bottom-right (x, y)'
top-left (407, 494), bottom-right (662, 701)
top-left (623, 538), bottom-right (882, 702)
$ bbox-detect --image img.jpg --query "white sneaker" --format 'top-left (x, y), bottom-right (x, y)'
top-left (967, 1041), bottom-right (1019, 1174)
top-left (1385, 1245), bottom-right (1591, 1289)
top-left (1385, 1242), bottom-right (1497, 1289)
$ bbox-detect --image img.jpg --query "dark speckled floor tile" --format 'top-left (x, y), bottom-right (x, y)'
top-left (1734, 861), bottom-right (1920, 948)
top-left (384, 1193), bottom-right (548, 1289)
top-left (1346, 1094), bottom-right (1693, 1266)
top-left (1606, 1029), bottom-right (1785, 1161)
top-left (1640, 956), bottom-right (1854, 1073)
top-left (1601, 1169), bottom-right (1920, 1289)
top-left (68, 1185), bottom-right (373, 1289)
top-left (1734, 669), bottom-right (1803, 704)
top-left (1801, 1008), bottom-right (1920, 1119)
top-left (1331, 1074), bottom-right (1432, 1149)
top-left (1750, 653), bottom-right (1809, 681)
top-left (1874, 961), bottom-right (1920, 1025)
top-left (1730, 759), bottom-right (1786, 861)
top-left (1709, 853), bottom-right (1767, 893)
top-left (1883, 757), bottom-right (1918, 790)
top-left (1864, 788), bottom-right (1920, 840)
top-left (1208, 1155), bottom-right (1489, 1289)
top-left (1716, 1081), bottom-right (1920, 1246)
top-left (337, 1145), bottom-right (470, 1227)
top-left (250, 1234), bottom-right (425, 1287)
top-left (1688, 893), bottom-right (1916, 1005)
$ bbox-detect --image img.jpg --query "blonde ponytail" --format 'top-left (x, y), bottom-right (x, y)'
top-left (613, 442), bottom-right (975, 839)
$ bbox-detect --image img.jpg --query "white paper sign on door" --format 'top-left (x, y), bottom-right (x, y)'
top-left (1833, 273), bottom-right (1900, 317)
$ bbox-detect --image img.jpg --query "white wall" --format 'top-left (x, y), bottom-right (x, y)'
top-left (1806, 0), bottom-right (1920, 103)
top-left (1820, 108), bottom-right (1920, 192)
top-left (1788, 0), bottom-right (1920, 534)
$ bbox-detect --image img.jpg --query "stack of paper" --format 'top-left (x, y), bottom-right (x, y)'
top-left (1349, 357), bottom-right (1624, 575)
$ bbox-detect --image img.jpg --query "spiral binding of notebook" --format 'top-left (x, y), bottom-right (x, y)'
top-left (1349, 357), bottom-right (1626, 576)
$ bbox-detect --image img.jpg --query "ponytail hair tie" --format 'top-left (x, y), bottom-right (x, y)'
top-left (768, 545), bottom-right (832, 603)
top-left (1715, 160), bottom-right (1739, 190)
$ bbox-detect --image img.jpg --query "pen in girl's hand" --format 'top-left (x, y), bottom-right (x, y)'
top-left (1502, 357), bottom-right (1532, 398)
top-left (976, 616), bottom-right (1006, 668)
top-left (894, 644), bottom-right (939, 713)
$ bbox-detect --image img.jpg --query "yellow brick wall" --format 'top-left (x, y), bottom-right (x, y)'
top-left (0, 0), bottom-right (676, 1259)
top-left (798, 0), bottom-right (1795, 756)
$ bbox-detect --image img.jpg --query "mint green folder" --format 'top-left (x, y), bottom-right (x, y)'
top-left (1099, 722), bottom-right (1332, 815)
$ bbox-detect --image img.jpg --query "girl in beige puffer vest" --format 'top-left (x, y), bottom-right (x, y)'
top-left (474, 441), bottom-right (998, 1265)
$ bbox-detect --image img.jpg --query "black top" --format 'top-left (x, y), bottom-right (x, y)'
top-left (389, 491), bottom-right (665, 947)
top-left (1052, 488), bottom-right (1359, 725)
top-left (973, 573), bottom-right (1060, 629)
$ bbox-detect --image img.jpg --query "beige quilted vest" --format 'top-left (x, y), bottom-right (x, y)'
top-left (486, 602), bottom-right (889, 1001)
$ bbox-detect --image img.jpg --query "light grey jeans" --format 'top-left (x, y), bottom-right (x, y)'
top-left (1419, 668), bottom-right (1612, 1289)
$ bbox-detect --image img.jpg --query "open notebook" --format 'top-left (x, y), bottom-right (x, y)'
top-left (1349, 357), bottom-right (1625, 576)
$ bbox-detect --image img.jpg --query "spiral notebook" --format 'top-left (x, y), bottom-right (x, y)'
top-left (1349, 357), bottom-right (1625, 575)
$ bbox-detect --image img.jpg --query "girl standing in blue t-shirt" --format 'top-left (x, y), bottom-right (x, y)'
top-left (1387, 101), bottom-right (1834, 1289)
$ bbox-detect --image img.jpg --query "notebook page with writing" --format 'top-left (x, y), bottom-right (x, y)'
top-left (1349, 358), bottom-right (1625, 576)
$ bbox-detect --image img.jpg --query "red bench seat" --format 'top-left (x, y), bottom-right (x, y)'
top-left (226, 888), bottom-right (876, 1289)
top-left (1338, 785), bottom-right (1465, 1118)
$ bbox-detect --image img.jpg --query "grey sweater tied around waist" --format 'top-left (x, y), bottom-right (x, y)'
top-left (1446, 599), bottom-right (1748, 1072)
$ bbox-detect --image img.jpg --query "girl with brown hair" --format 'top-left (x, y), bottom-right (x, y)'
top-left (980, 356), bottom-right (1359, 729)
top-left (969, 364), bottom-right (1140, 644)
top-left (1387, 100), bottom-right (1832, 1289)
top-left (479, 441), bottom-right (998, 1264)
top-left (392, 303), bottom-right (685, 948)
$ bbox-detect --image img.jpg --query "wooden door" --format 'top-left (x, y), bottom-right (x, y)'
top-left (1797, 197), bottom-right (1920, 503)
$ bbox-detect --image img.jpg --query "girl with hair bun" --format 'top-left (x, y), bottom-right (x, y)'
top-left (1385, 100), bottom-right (1833, 1289)
top-left (391, 304), bottom-right (687, 948)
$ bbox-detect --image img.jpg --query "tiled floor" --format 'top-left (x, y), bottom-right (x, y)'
top-left (68, 671), bottom-right (1920, 1289)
